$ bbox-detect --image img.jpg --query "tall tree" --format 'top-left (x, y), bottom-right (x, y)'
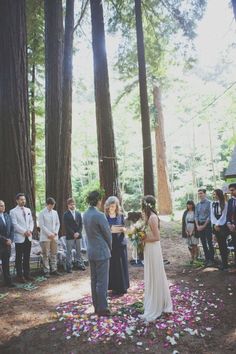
top-left (153, 86), bottom-right (172, 214)
top-left (0, 0), bottom-right (35, 211)
top-left (56, 0), bottom-right (74, 220)
top-left (134, 0), bottom-right (154, 196)
top-left (90, 0), bottom-right (120, 201)
top-left (44, 0), bottom-right (63, 199)
top-left (26, 0), bottom-right (45, 186)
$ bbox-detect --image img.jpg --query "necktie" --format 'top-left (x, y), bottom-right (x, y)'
top-left (22, 208), bottom-right (26, 221)
top-left (73, 211), bottom-right (76, 220)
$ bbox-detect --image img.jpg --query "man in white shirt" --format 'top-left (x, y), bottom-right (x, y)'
top-left (10, 193), bottom-right (34, 283)
top-left (38, 197), bottom-right (60, 277)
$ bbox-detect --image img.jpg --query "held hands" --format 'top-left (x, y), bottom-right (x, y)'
top-left (227, 223), bottom-right (235, 232)
top-left (196, 225), bottom-right (204, 232)
top-left (24, 230), bottom-right (32, 238)
top-left (48, 233), bottom-right (56, 240)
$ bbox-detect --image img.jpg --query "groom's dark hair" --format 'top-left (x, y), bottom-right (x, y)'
top-left (87, 190), bottom-right (102, 206)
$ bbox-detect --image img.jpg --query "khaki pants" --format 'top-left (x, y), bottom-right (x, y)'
top-left (40, 240), bottom-right (58, 274)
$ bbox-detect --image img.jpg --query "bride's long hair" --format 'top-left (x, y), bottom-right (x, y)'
top-left (141, 195), bottom-right (158, 221)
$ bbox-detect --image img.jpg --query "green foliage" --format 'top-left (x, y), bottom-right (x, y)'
top-left (72, 179), bottom-right (101, 211)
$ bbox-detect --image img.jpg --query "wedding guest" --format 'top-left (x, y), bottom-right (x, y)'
top-left (104, 196), bottom-right (129, 295)
top-left (63, 198), bottom-right (85, 273)
top-left (38, 197), bottom-right (61, 277)
top-left (83, 191), bottom-right (112, 316)
top-left (195, 189), bottom-right (214, 267)
top-left (182, 200), bottom-right (199, 264)
top-left (10, 193), bottom-right (34, 283)
top-left (141, 195), bottom-right (172, 322)
top-left (211, 189), bottom-right (229, 271)
top-left (226, 183), bottom-right (236, 269)
top-left (0, 200), bottom-right (15, 287)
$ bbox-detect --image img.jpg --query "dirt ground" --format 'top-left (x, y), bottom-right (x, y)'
top-left (0, 219), bottom-right (235, 354)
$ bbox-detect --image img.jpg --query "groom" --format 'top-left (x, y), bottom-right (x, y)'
top-left (83, 190), bottom-right (112, 316)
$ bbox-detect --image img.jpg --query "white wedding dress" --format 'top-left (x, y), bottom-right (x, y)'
top-left (142, 219), bottom-right (173, 322)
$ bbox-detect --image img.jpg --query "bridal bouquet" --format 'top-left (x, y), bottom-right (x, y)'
top-left (127, 220), bottom-right (147, 254)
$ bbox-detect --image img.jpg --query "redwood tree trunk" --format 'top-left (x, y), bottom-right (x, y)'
top-left (0, 0), bottom-right (35, 211)
top-left (134, 0), bottom-right (154, 196)
top-left (90, 0), bottom-right (120, 201)
top-left (44, 0), bottom-right (63, 200)
top-left (30, 63), bottom-right (36, 182)
top-left (153, 86), bottom-right (172, 215)
top-left (57, 0), bottom-right (74, 221)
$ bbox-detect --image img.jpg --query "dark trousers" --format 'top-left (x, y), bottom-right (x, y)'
top-left (214, 226), bottom-right (228, 268)
top-left (15, 238), bottom-right (31, 277)
top-left (230, 232), bottom-right (236, 264)
top-left (199, 223), bottom-right (214, 262)
top-left (0, 246), bottom-right (11, 284)
top-left (89, 259), bottom-right (109, 312)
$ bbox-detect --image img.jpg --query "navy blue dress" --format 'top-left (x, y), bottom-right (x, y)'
top-left (106, 214), bottom-right (130, 294)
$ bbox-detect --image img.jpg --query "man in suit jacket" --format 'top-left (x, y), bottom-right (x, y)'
top-left (226, 183), bottom-right (236, 267)
top-left (83, 191), bottom-right (112, 316)
top-left (10, 193), bottom-right (34, 283)
top-left (63, 198), bottom-right (85, 273)
top-left (0, 200), bottom-right (15, 287)
top-left (38, 197), bottom-right (61, 277)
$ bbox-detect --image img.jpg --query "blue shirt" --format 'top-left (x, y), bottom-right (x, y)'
top-left (195, 198), bottom-right (211, 223)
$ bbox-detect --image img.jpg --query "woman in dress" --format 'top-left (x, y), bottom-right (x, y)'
top-left (182, 200), bottom-right (199, 264)
top-left (211, 189), bottom-right (228, 270)
top-left (104, 196), bottom-right (129, 295)
top-left (141, 195), bottom-right (173, 322)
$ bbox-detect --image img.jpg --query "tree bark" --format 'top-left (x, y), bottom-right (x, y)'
top-left (134, 0), bottom-right (154, 196)
top-left (30, 64), bottom-right (36, 182)
top-left (0, 0), bottom-right (35, 211)
top-left (90, 0), bottom-right (120, 201)
top-left (56, 0), bottom-right (74, 221)
top-left (153, 86), bottom-right (172, 215)
top-left (44, 0), bottom-right (63, 200)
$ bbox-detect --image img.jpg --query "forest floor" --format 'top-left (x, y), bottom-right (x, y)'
top-left (0, 219), bottom-right (236, 354)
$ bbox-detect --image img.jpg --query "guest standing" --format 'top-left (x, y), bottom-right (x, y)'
top-left (38, 198), bottom-right (61, 277)
top-left (63, 198), bottom-right (85, 273)
top-left (0, 200), bottom-right (15, 287)
top-left (10, 193), bottom-right (34, 283)
top-left (226, 183), bottom-right (236, 268)
top-left (104, 196), bottom-right (129, 295)
top-left (211, 189), bottom-right (229, 271)
top-left (195, 189), bottom-right (214, 267)
top-left (83, 191), bottom-right (112, 316)
top-left (182, 200), bottom-right (199, 264)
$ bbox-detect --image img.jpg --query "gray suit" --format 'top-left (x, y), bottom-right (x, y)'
top-left (83, 206), bottom-right (112, 312)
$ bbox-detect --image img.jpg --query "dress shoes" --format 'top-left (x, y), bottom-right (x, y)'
top-left (50, 270), bottom-right (63, 276)
top-left (78, 265), bottom-right (86, 271)
top-left (96, 308), bottom-right (112, 317)
top-left (5, 282), bottom-right (16, 288)
top-left (74, 264), bottom-right (86, 271)
top-left (43, 272), bottom-right (50, 278)
top-left (16, 276), bottom-right (26, 283)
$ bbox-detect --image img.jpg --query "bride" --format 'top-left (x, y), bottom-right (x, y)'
top-left (141, 195), bottom-right (173, 322)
